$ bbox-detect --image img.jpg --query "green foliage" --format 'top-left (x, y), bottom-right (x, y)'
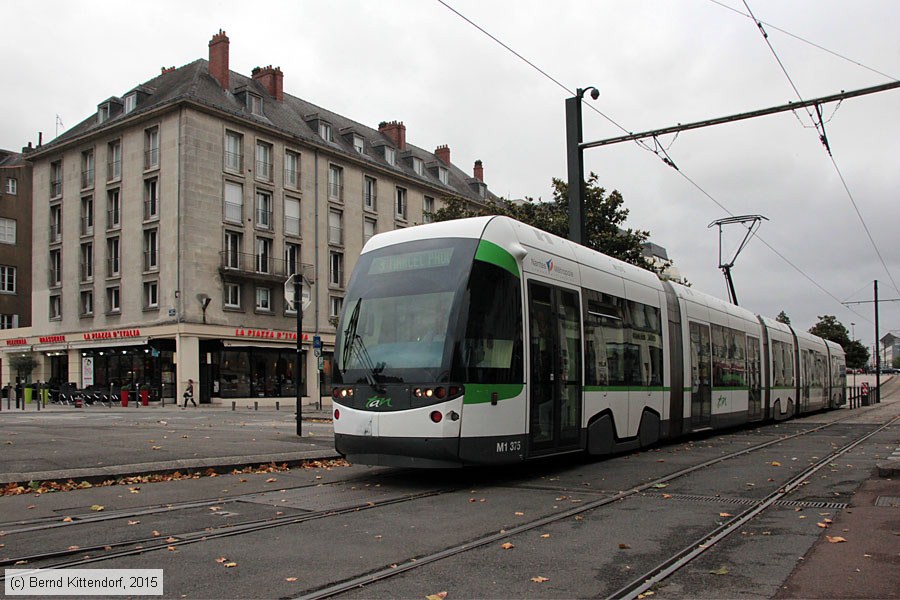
top-left (9, 353), bottom-right (37, 379)
top-left (775, 311), bottom-right (791, 325)
top-left (844, 340), bottom-right (869, 369)
top-left (808, 315), bottom-right (851, 347)
top-left (893, 355), bottom-right (900, 369)
top-left (433, 173), bottom-right (658, 272)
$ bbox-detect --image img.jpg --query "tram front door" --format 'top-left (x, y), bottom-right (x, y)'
top-left (527, 282), bottom-right (582, 454)
top-left (689, 321), bottom-right (712, 429)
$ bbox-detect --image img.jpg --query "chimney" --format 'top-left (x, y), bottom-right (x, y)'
top-left (473, 159), bottom-right (484, 182)
top-left (208, 30), bottom-right (230, 91)
top-left (378, 121), bottom-right (406, 151)
top-left (252, 65), bottom-right (284, 101)
top-left (435, 145), bottom-right (451, 165)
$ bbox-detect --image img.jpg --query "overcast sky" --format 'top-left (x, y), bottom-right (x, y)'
top-left (3, 0), bottom-right (898, 356)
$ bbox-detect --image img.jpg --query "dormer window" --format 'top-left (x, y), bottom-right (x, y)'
top-left (384, 146), bottom-right (396, 166)
top-left (319, 122), bottom-right (333, 142)
top-left (438, 166), bottom-right (449, 185)
top-left (412, 157), bottom-right (424, 176)
top-left (247, 93), bottom-right (263, 115)
top-left (353, 135), bottom-right (365, 154)
top-left (98, 104), bottom-right (111, 123)
top-left (124, 93), bottom-right (137, 114)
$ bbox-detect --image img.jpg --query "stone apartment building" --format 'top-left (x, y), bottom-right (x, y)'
top-left (0, 149), bottom-right (32, 336)
top-left (9, 31), bottom-right (494, 403)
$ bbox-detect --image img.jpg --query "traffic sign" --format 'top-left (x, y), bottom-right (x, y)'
top-left (284, 275), bottom-right (312, 312)
top-left (313, 335), bottom-right (322, 350)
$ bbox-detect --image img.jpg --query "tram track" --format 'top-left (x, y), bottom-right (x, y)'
top-left (293, 413), bottom-right (894, 600)
top-left (1, 410), bottom-right (888, 595)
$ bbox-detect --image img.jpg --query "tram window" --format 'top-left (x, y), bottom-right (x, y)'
top-left (455, 261), bottom-right (522, 384)
top-left (584, 292), bottom-right (662, 387)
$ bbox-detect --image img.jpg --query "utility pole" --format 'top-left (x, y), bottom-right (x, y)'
top-left (874, 280), bottom-right (880, 403)
top-left (565, 87), bottom-right (599, 245)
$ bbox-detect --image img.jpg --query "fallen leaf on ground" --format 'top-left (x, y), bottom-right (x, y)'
top-left (709, 566), bottom-right (730, 575)
top-left (285, 577), bottom-right (298, 582)
top-left (152, 530), bottom-right (161, 537)
top-left (531, 576), bottom-right (549, 583)
top-left (165, 537), bottom-right (178, 543)
top-left (501, 542), bottom-right (514, 550)
top-left (167, 546), bottom-right (177, 552)
top-left (770, 461), bottom-right (781, 467)
top-left (514, 511), bottom-right (524, 516)
top-left (817, 522), bottom-right (828, 529)
top-left (652, 483), bottom-right (668, 489)
top-left (425, 592), bottom-right (448, 600)
top-left (90, 505), bottom-right (104, 512)
top-left (541, 534), bottom-right (550, 539)
top-left (224, 562), bottom-right (237, 568)
top-left (266, 478), bottom-right (277, 483)
top-left (67, 545), bottom-right (79, 551)
top-left (826, 536), bottom-right (847, 543)
top-left (127, 520), bottom-right (139, 526)
top-left (719, 513), bottom-right (733, 517)
top-left (215, 557), bottom-right (227, 564)
top-left (662, 494), bottom-right (672, 499)
top-left (62, 517), bottom-right (73, 522)
top-left (618, 543), bottom-right (631, 549)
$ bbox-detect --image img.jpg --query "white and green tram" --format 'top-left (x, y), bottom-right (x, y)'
top-left (331, 216), bottom-right (846, 467)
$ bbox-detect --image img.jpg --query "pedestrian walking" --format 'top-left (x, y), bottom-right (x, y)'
top-left (182, 378), bottom-right (197, 408)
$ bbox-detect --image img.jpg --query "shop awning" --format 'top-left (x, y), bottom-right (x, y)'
top-left (35, 344), bottom-right (69, 353)
top-left (0, 345), bottom-right (32, 353)
top-left (67, 338), bottom-right (149, 350)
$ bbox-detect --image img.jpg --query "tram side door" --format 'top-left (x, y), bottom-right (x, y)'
top-left (527, 282), bottom-right (582, 454)
top-left (689, 321), bottom-right (712, 429)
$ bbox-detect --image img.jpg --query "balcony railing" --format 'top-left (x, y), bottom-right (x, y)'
top-left (144, 250), bottom-right (159, 271)
top-left (144, 199), bottom-right (159, 221)
top-left (224, 201), bottom-right (242, 223)
top-left (107, 210), bottom-right (121, 229)
top-left (219, 251), bottom-right (294, 281)
top-left (225, 151), bottom-right (242, 172)
top-left (364, 192), bottom-right (377, 209)
top-left (49, 223), bottom-right (62, 243)
top-left (50, 180), bottom-right (62, 198)
top-left (81, 169), bottom-right (94, 189)
top-left (107, 160), bottom-right (121, 181)
top-left (255, 159), bottom-right (272, 181)
top-left (256, 208), bottom-right (273, 230)
top-left (284, 168), bottom-right (299, 188)
top-left (328, 182), bottom-right (343, 200)
top-left (284, 215), bottom-right (300, 237)
top-left (328, 226), bottom-right (343, 245)
top-left (107, 257), bottom-right (121, 278)
top-left (81, 217), bottom-right (93, 236)
top-left (145, 148), bottom-right (159, 170)
top-left (80, 262), bottom-right (93, 282)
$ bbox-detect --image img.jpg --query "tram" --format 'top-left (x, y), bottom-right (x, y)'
top-left (331, 216), bottom-right (846, 467)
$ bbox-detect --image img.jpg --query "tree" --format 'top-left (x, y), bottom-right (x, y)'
top-left (844, 340), bottom-right (870, 370)
top-left (776, 311), bottom-right (791, 325)
top-left (433, 173), bottom-right (658, 272)
top-left (894, 355), bottom-right (900, 369)
top-left (808, 315), bottom-right (851, 347)
top-left (9, 353), bottom-right (38, 383)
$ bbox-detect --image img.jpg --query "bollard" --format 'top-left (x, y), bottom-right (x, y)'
top-left (276, 401), bottom-right (280, 411)
top-left (232, 401), bottom-right (236, 411)
top-left (254, 401), bottom-right (258, 411)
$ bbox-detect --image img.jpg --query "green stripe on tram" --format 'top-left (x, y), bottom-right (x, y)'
top-left (584, 386), bottom-right (668, 392)
top-left (475, 240), bottom-right (519, 278)
top-left (464, 383), bottom-right (524, 404)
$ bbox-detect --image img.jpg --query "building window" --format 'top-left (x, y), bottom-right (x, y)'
top-left (49, 249), bottom-right (61, 287)
top-left (255, 287), bottom-right (272, 311)
top-left (4, 177), bottom-right (16, 195)
top-left (225, 130), bottom-right (243, 172)
top-left (225, 283), bottom-right (241, 308)
top-left (256, 237), bottom-right (272, 274)
top-left (328, 165), bottom-right (343, 200)
top-left (353, 135), bottom-right (365, 154)
top-left (423, 196), bottom-right (435, 224)
top-left (144, 281), bottom-right (159, 309)
top-left (395, 187), bottom-right (407, 220)
top-left (224, 231), bottom-right (242, 269)
top-left (330, 296), bottom-right (343, 319)
top-left (106, 286), bottom-right (120, 313)
top-left (285, 243), bottom-right (300, 277)
top-left (284, 196), bottom-right (300, 237)
top-left (329, 251), bottom-right (343, 287)
top-left (247, 93), bottom-right (263, 115)
top-left (80, 243), bottom-right (93, 281)
top-left (124, 93), bottom-right (137, 114)
top-left (0, 314), bottom-right (18, 329)
top-left (319, 122), bottom-right (333, 142)
top-left (255, 141), bottom-right (273, 182)
top-left (328, 209), bottom-right (343, 245)
top-left (364, 176), bottom-right (377, 210)
top-left (144, 178), bottom-right (159, 220)
top-left (0, 266), bottom-right (16, 293)
top-left (412, 157), bottom-right (424, 176)
top-left (50, 204), bottom-right (62, 243)
top-left (81, 150), bottom-right (94, 189)
top-left (145, 126), bottom-right (160, 169)
top-left (81, 196), bottom-right (94, 235)
top-left (284, 150), bottom-right (300, 188)
top-left (49, 295), bottom-right (61, 320)
top-left (50, 160), bottom-right (62, 198)
top-left (98, 104), bottom-right (110, 123)
top-left (0, 218), bottom-right (15, 244)
top-left (107, 140), bottom-right (121, 181)
top-left (224, 181), bottom-right (243, 223)
top-left (107, 237), bottom-right (120, 277)
top-left (364, 218), bottom-right (376, 244)
top-left (256, 190), bottom-right (273, 229)
top-left (107, 189), bottom-right (121, 229)
top-left (438, 167), bottom-right (449, 185)
top-left (144, 229), bottom-right (159, 271)
top-left (384, 146), bottom-right (396, 166)
top-left (80, 291), bottom-right (93, 316)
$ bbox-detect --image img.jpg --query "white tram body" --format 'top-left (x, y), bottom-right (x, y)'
top-left (331, 216), bottom-right (846, 467)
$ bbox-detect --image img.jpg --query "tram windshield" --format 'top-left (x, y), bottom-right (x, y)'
top-left (335, 238), bottom-right (476, 384)
top-left (335, 236), bottom-right (524, 386)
